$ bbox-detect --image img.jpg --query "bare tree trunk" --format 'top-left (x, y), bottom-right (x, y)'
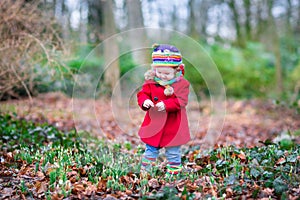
top-left (286, 0), bottom-right (292, 35)
top-left (126, 0), bottom-right (147, 65)
top-left (267, 0), bottom-right (283, 96)
top-left (227, 0), bottom-right (244, 47)
top-left (103, 0), bottom-right (121, 97)
top-left (243, 0), bottom-right (252, 41)
top-left (88, 0), bottom-right (104, 42)
top-left (297, 0), bottom-right (300, 34)
top-left (171, 4), bottom-right (178, 31)
top-left (198, 0), bottom-right (209, 38)
top-left (254, 0), bottom-right (264, 40)
top-left (60, 0), bottom-right (70, 42)
top-left (53, 0), bottom-right (56, 17)
top-left (188, 0), bottom-right (199, 40)
top-left (79, 1), bottom-right (88, 45)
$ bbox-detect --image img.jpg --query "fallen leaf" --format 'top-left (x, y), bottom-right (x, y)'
top-left (51, 192), bottom-right (64, 200)
top-left (1, 187), bottom-right (14, 198)
top-left (276, 157), bottom-right (286, 165)
top-left (148, 178), bottom-right (159, 189)
top-left (226, 187), bottom-right (233, 198)
top-left (72, 183), bottom-right (85, 194)
top-left (65, 180), bottom-right (72, 191)
top-left (261, 188), bottom-right (274, 196)
top-left (125, 189), bottom-right (132, 195)
top-left (176, 180), bottom-right (186, 192)
top-left (36, 171), bottom-right (45, 180)
top-left (97, 178), bottom-right (107, 192)
top-left (237, 151), bottom-right (246, 161)
top-left (6, 152), bottom-right (13, 161)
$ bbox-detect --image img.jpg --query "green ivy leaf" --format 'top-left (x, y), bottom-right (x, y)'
top-left (279, 139), bottom-right (295, 150)
top-left (286, 154), bottom-right (297, 163)
top-left (250, 167), bottom-right (260, 178)
top-left (273, 177), bottom-right (288, 195)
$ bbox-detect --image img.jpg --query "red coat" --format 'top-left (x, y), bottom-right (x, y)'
top-left (137, 78), bottom-right (191, 147)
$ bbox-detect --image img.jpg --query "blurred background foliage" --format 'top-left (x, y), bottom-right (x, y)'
top-left (0, 0), bottom-right (299, 103)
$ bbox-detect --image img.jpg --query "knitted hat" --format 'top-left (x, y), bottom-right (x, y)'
top-left (151, 44), bottom-right (182, 67)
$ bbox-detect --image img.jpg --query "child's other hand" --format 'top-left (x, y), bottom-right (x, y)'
top-left (143, 99), bottom-right (154, 108)
top-left (156, 102), bottom-right (165, 111)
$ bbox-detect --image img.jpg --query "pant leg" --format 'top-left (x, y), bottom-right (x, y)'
top-left (165, 146), bottom-right (182, 174)
top-left (141, 144), bottom-right (160, 169)
top-left (165, 146), bottom-right (181, 164)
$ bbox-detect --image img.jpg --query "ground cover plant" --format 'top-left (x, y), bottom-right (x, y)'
top-left (0, 114), bottom-right (299, 199)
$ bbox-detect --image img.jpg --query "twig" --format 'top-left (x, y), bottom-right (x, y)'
top-left (10, 64), bottom-right (33, 103)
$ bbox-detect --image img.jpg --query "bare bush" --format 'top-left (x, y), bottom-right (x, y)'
top-left (0, 0), bottom-right (66, 100)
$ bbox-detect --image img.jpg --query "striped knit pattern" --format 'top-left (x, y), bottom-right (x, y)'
top-left (166, 163), bottom-right (182, 175)
top-left (152, 52), bottom-right (182, 67)
top-left (141, 156), bottom-right (156, 167)
top-left (151, 44), bottom-right (182, 67)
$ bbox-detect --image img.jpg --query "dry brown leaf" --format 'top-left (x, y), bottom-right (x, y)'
top-left (125, 189), bottom-right (132, 195)
top-left (51, 193), bottom-right (64, 200)
top-left (36, 171), bottom-right (45, 180)
top-left (261, 188), bottom-right (274, 196)
top-left (148, 178), bottom-right (159, 189)
top-left (83, 184), bottom-right (97, 196)
top-left (276, 157), bottom-right (286, 165)
top-left (67, 170), bottom-right (78, 177)
top-left (6, 152), bottom-right (13, 161)
top-left (69, 175), bottom-right (78, 183)
top-left (97, 178), bottom-right (107, 192)
top-left (237, 151), bottom-right (246, 161)
top-left (1, 187), bottom-right (14, 198)
top-left (37, 182), bottom-right (47, 194)
top-left (176, 180), bottom-right (186, 192)
top-left (65, 180), bottom-right (72, 191)
top-left (226, 187), bottom-right (233, 198)
top-left (72, 183), bottom-right (85, 194)
top-left (187, 182), bottom-right (198, 192)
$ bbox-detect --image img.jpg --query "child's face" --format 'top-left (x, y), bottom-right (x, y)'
top-left (155, 67), bottom-right (176, 81)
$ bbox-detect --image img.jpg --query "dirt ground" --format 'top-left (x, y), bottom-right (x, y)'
top-left (1, 92), bottom-right (299, 148)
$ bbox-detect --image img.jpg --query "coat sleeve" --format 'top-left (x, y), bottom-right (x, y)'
top-left (137, 82), bottom-right (152, 111)
top-left (162, 80), bottom-right (189, 112)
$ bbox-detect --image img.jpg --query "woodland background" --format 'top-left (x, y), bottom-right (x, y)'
top-left (0, 0), bottom-right (300, 199)
top-left (1, 0), bottom-right (300, 100)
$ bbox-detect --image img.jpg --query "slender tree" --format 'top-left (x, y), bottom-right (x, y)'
top-left (79, 1), bottom-right (88, 45)
top-left (266, 0), bottom-right (283, 96)
top-left (227, 0), bottom-right (245, 46)
top-left (297, 0), bottom-right (300, 34)
top-left (198, 0), bottom-right (210, 38)
top-left (188, 0), bottom-right (199, 40)
top-left (243, 0), bottom-right (252, 41)
top-left (87, 0), bottom-right (104, 42)
top-left (125, 0), bottom-right (147, 65)
top-left (103, 0), bottom-right (120, 94)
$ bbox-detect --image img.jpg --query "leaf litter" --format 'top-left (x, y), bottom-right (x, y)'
top-left (0, 92), bottom-right (300, 199)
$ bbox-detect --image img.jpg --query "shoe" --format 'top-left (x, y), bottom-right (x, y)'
top-left (165, 164), bottom-right (182, 177)
top-left (140, 156), bottom-right (156, 177)
top-left (140, 165), bottom-right (149, 178)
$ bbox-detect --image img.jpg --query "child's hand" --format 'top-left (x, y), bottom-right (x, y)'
top-left (156, 102), bottom-right (165, 111)
top-left (143, 99), bottom-right (154, 108)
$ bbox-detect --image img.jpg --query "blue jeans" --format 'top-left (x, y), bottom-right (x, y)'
top-left (144, 144), bottom-right (181, 164)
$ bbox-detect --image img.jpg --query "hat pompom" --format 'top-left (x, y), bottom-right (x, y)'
top-left (164, 86), bottom-right (174, 96)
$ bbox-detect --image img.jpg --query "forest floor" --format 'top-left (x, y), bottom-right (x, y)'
top-left (1, 92), bottom-right (300, 199)
top-left (1, 92), bottom-right (300, 147)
